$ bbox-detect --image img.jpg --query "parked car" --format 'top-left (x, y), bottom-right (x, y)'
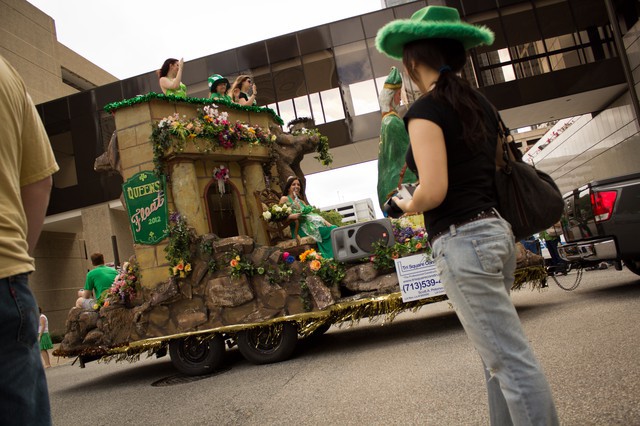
top-left (558, 172), bottom-right (640, 275)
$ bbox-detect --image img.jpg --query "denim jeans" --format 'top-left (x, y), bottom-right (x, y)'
top-left (0, 274), bottom-right (51, 426)
top-left (432, 215), bottom-right (558, 426)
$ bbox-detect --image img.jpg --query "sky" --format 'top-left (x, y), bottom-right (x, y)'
top-left (26, 0), bottom-right (387, 217)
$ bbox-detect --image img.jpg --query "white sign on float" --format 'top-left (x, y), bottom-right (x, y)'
top-left (394, 253), bottom-right (445, 302)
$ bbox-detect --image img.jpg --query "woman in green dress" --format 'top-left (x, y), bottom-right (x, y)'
top-left (157, 57), bottom-right (187, 98)
top-left (280, 176), bottom-right (337, 258)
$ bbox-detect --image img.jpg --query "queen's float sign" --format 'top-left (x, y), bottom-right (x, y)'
top-left (122, 171), bottom-right (169, 245)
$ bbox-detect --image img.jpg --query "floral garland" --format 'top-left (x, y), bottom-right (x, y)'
top-left (103, 92), bottom-right (284, 125)
top-left (150, 104), bottom-right (276, 176)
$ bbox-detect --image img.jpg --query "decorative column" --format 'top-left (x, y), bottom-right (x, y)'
top-left (241, 160), bottom-right (267, 245)
top-left (170, 161), bottom-right (209, 236)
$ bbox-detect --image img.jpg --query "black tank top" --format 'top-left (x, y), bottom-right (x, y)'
top-left (404, 91), bottom-right (499, 240)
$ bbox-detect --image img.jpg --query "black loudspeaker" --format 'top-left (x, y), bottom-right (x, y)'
top-left (331, 219), bottom-right (395, 262)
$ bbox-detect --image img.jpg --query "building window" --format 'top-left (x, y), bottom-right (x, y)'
top-left (50, 131), bottom-right (78, 189)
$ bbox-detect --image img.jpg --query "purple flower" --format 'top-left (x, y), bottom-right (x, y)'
top-left (286, 255), bottom-right (295, 264)
top-left (169, 212), bottom-right (181, 223)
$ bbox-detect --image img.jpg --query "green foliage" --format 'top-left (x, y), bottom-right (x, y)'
top-left (291, 127), bottom-right (332, 166)
top-left (315, 209), bottom-right (346, 227)
top-left (104, 92), bottom-right (283, 125)
top-left (312, 258), bottom-right (346, 287)
top-left (300, 280), bottom-right (313, 312)
top-left (226, 250), bottom-right (256, 279)
top-left (299, 248), bottom-right (346, 287)
top-left (165, 213), bottom-right (194, 277)
top-left (370, 236), bottom-right (430, 271)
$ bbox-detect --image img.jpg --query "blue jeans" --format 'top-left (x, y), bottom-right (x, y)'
top-left (432, 216), bottom-right (558, 426)
top-left (0, 274), bottom-right (51, 426)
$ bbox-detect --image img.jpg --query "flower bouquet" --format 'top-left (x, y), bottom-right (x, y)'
top-left (212, 165), bottom-right (230, 194)
top-left (262, 203), bottom-right (292, 222)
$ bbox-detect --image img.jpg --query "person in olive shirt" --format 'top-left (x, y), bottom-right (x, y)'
top-left (83, 253), bottom-right (117, 302)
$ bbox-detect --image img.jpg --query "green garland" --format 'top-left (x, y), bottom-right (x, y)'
top-left (291, 127), bottom-right (333, 166)
top-left (103, 92), bottom-right (284, 125)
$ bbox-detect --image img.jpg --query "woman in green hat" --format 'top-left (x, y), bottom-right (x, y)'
top-left (208, 74), bottom-right (232, 102)
top-left (377, 6), bottom-right (558, 425)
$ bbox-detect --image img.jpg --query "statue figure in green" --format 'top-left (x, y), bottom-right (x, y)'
top-left (377, 67), bottom-right (417, 210)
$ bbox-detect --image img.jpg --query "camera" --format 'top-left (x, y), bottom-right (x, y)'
top-left (382, 183), bottom-right (417, 218)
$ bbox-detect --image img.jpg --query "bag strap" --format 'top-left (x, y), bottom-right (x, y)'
top-left (383, 163), bottom-right (410, 202)
top-left (397, 163), bottom-right (408, 190)
top-left (491, 108), bottom-right (516, 171)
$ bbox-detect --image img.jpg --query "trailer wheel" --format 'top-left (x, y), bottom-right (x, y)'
top-left (169, 334), bottom-right (225, 376)
top-left (306, 322), bottom-right (331, 339)
top-left (624, 259), bottom-right (640, 276)
top-left (237, 322), bottom-right (298, 365)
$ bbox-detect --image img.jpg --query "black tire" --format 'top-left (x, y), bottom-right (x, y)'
top-left (306, 322), bottom-right (331, 339)
top-left (169, 334), bottom-right (225, 376)
top-left (237, 322), bottom-right (298, 365)
top-left (624, 259), bottom-right (640, 276)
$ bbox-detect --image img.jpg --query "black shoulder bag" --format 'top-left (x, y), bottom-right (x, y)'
top-left (493, 116), bottom-right (564, 241)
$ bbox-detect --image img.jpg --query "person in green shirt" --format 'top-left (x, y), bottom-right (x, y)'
top-left (208, 74), bottom-right (232, 102)
top-left (158, 57), bottom-right (187, 98)
top-left (83, 253), bottom-right (118, 303)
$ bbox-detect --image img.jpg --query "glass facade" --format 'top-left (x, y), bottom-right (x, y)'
top-left (37, 0), bottom-right (637, 216)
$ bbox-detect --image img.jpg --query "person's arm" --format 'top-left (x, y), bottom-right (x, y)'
top-left (20, 176), bottom-right (53, 256)
top-left (159, 58), bottom-right (184, 92)
top-left (83, 273), bottom-right (93, 299)
top-left (38, 315), bottom-right (45, 340)
top-left (280, 196), bottom-right (301, 221)
top-left (237, 85), bottom-right (257, 106)
top-left (393, 118), bottom-right (448, 214)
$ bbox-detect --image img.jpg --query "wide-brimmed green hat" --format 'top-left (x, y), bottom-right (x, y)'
top-left (376, 6), bottom-right (494, 60)
top-left (208, 74), bottom-right (229, 92)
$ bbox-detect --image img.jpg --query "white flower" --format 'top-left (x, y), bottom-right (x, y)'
top-left (274, 205), bottom-right (282, 212)
top-left (263, 211), bottom-right (272, 220)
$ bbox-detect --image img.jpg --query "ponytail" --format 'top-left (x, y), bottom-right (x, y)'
top-left (403, 38), bottom-right (489, 151)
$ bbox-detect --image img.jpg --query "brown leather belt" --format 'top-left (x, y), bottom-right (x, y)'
top-left (429, 209), bottom-right (500, 244)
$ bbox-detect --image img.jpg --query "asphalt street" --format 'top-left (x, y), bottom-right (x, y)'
top-left (45, 267), bottom-right (640, 425)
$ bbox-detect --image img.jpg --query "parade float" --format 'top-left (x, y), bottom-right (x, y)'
top-left (53, 94), bottom-right (546, 376)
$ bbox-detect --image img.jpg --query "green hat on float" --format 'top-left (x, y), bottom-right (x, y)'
top-left (208, 74), bottom-right (229, 92)
top-left (383, 66), bottom-right (402, 90)
top-left (375, 5), bottom-right (495, 60)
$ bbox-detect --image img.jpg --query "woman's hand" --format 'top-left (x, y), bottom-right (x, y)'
top-left (289, 213), bottom-right (301, 220)
top-left (392, 195), bottom-right (412, 213)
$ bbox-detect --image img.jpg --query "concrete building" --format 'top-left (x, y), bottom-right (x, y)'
top-left (5, 0), bottom-right (640, 333)
top-left (1, 0), bottom-right (117, 103)
top-left (322, 199), bottom-right (376, 223)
